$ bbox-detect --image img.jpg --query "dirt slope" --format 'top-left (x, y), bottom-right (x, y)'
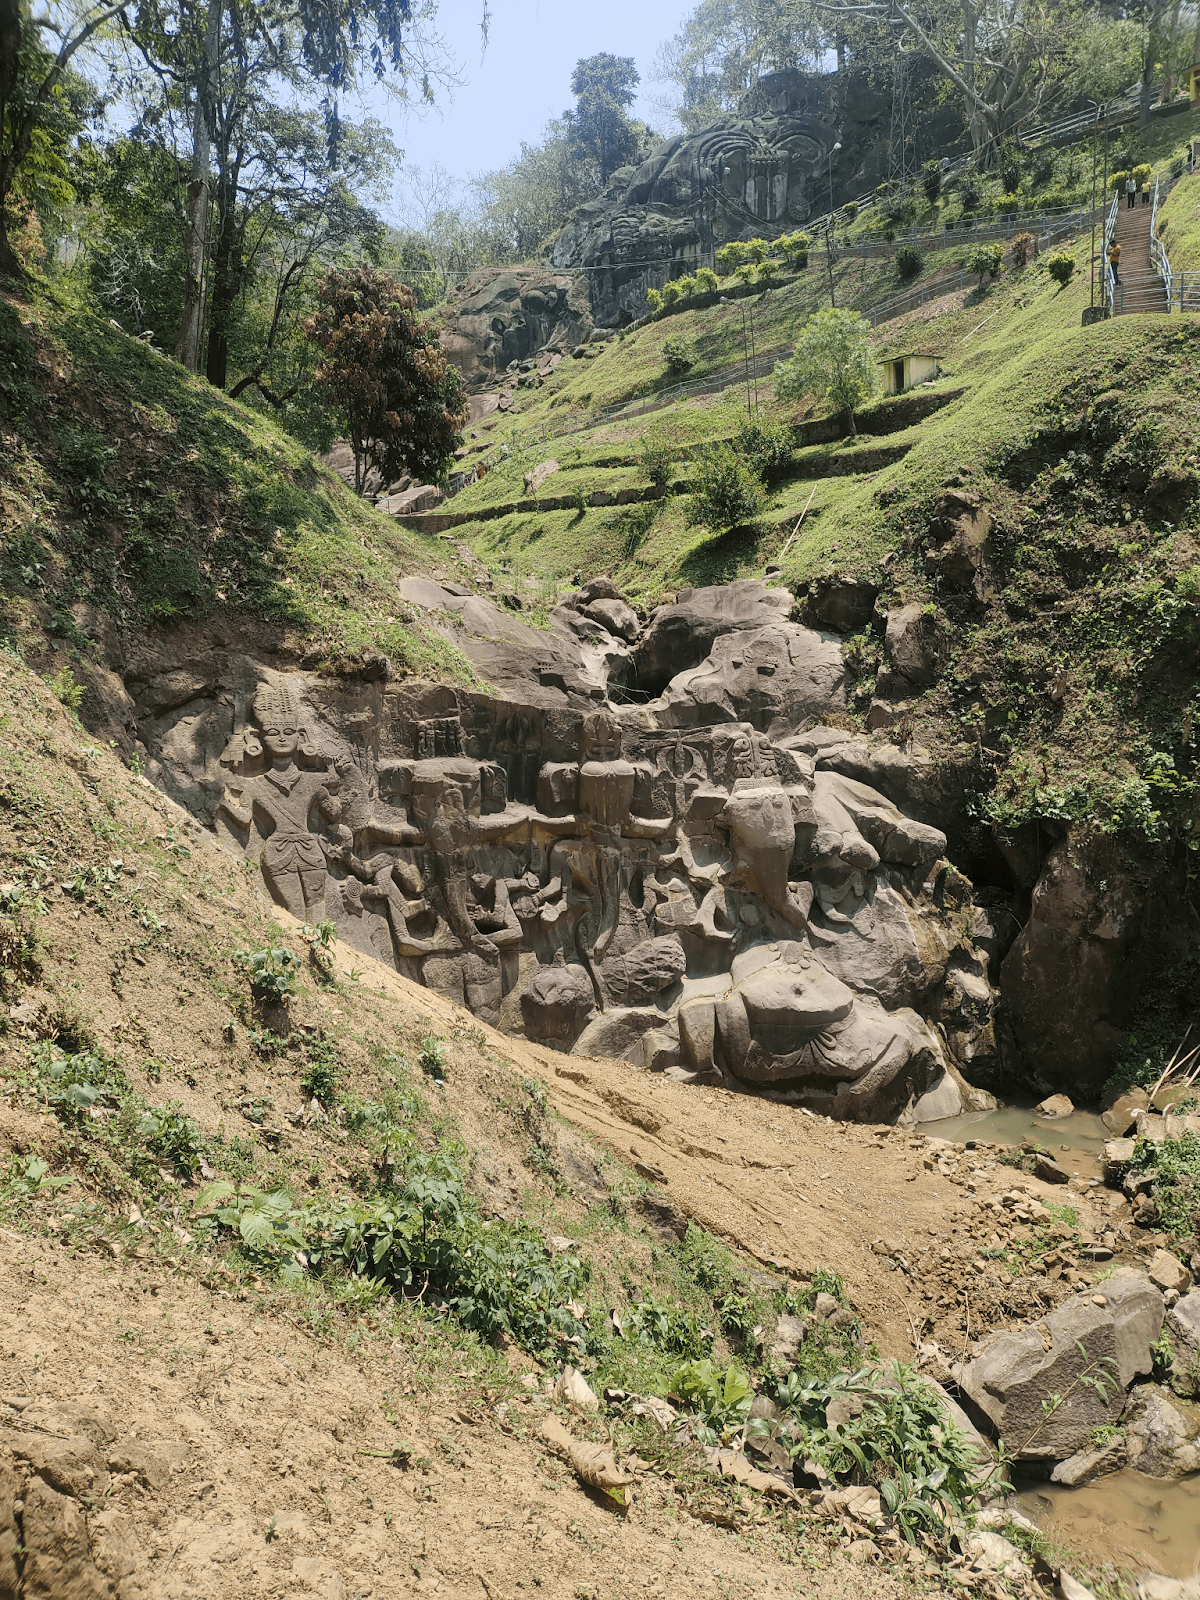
top-left (0, 654), bottom-right (1144, 1599)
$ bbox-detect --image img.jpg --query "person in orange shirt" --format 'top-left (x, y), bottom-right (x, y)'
top-left (1107, 238), bottom-right (1122, 284)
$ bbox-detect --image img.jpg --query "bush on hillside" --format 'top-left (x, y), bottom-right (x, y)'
top-left (1045, 251), bottom-right (1076, 287)
top-left (745, 238), bottom-right (769, 264)
top-left (685, 444), bottom-right (766, 534)
top-left (921, 161), bottom-right (943, 203)
top-left (645, 288), bottom-right (663, 314)
top-left (1009, 231), bottom-right (1037, 268)
top-left (959, 177), bottom-right (981, 212)
top-left (661, 280), bottom-right (682, 306)
top-left (734, 261), bottom-right (757, 283)
top-left (735, 417), bottom-right (792, 484)
top-left (895, 245), bottom-right (923, 280)
top-left (778, 231), bottom-right (811, 268)
top-left (1133, 163), bottom-right (1152, 188)
top-left (662, 337), bottom-right (693, 375)
top-left (757, 259), bottom-right (777, 282)
top-left (638, 430), bottom-right (676, 493)
top-left (843, 201), bottom-right (858, 221)
top-left (695, 266), bottom-right (718, 292)
top-left (1109, 169), bottom-right (1131, 194)
top-left (967, 241), bottom-right (1004, 283)
top-left (675, 274), bottom-right (698, 299)
top-left (716, 242), bottom-right (747, 275)
top-left (774, 307), bottom-right (882, 434)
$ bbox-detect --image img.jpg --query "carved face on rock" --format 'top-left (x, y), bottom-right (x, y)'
top-left (579, 712), bottom-right (623, 765)
top-left (252, 682), bottom-right (307, 763)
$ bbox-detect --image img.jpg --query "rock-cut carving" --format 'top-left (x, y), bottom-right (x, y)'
top-left (197, 633), bottom-right (993, 1123)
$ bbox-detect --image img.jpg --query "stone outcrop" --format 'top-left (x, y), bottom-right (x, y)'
top-left (120, 577), bottom-right (1000, 1123)
top-left (440, 267), bottom-right (593, 384)
top-left (1000, 838), bottom-right (1142, 1093)
top-left (959, 1270), bottom-right (1163, 1461)
top-left (548, 70), bottom-right (894, 325)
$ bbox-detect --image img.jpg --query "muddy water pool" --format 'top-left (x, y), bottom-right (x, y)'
top-left (923, 1104), bottom-right (1112, 1181)
top-left (1016, 1470), bottom-right (1200, 1581)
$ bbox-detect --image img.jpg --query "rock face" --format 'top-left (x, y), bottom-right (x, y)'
top-left (548, 69), bottom-right (893, 324)
top-left (1000, 839), bottom-right (1142, 1093)
top-left (121, 578), bottom-right (1000, 1123)
top-left (440, 267), bottom-right (593, 383)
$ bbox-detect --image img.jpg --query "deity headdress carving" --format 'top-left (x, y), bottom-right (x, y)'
top-left (243, 679), bottom-right (319, 761)
top-left (579, 711), bottom-right (623, 762)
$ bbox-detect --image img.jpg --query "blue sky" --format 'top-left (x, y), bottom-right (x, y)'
top-left (351, 0), bottom-right (695, 223)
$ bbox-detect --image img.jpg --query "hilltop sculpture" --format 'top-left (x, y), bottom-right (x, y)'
top-left (548, 69), bottom-right (891, 325)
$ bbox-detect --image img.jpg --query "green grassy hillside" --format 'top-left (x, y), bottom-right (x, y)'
top-left (0, 288), bottom-right (476, 690)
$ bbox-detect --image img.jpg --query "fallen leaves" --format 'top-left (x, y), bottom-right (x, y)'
top-left (540, 1416), bottom-right (632, 1509)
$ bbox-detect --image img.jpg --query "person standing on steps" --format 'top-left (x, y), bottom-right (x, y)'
top-left (1142, 176), bottom-right (1151, 205)
top-left (1126, 174), bottom-right (1138, 208)
top-left (1108, 237), bottom-right (1122, 285)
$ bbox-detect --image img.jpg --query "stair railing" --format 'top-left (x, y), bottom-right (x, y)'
top-left (1102, 190), bottom-right (1120, 314)
top-left (1150, 175), bottom-right (1173, 309)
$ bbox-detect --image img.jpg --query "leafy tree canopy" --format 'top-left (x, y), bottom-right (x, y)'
top-left (773, 307), bottom-right (881, 433)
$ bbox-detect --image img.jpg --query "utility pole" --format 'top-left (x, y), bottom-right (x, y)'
top-left (827, 140), bottom-right (842, 309)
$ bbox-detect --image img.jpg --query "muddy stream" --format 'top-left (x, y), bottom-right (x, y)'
top-left (923, 1103), bottom-right (1200, 1579)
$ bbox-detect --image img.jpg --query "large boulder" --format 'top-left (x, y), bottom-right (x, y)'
top-left (441, 268), bottom-right (592, 382)
top-left (1124, 1385), bottom-right (1200, 1477)
top-left (1000, 839), bottom-right (1143, 1093)
top-left (633, 580), bottom-right (794, 694)
top-left (959, 1271), bottom-right (1163, 1461)
top-left (878, 603), bottom-right (938, 693)
top-left (650, 623), bottom-right (847, 736)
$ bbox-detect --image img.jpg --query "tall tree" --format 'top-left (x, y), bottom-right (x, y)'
top-left (0, 0), bottom-right (123, 278)
top-left (306, 264), bottom-right (466, 494)
top-left (120, 0), bottom-right (456, 370)
top-left (566, 52), bottom-right (640, 183)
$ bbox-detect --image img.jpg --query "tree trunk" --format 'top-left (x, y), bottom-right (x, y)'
top-left (175, 0), bottom-right (221, 370)
top-left (0, 197), bottom-right (22, 280)
top-left (204, 173), bottom-right (239, 388)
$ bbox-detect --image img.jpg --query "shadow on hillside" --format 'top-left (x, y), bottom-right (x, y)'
top-left (678, 522), bottom-right (764, 587)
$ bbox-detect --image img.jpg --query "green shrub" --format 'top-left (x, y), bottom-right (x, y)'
top-left (779, 230), bottom-right (811, 268)
top-left (661, 280), bottom-right (681, 306)
top-left (895, 244), bottom-right (923, 280)
top-left (675, 274), bottom-right (697, 298)
top-left (770, 1363), bottom-right (983, 1545)
top-left (1129, 1131), bottom-right (1200, 1241)
top-left (661, 337), bottom-right (693, 375)
top-left (745, 237), bottom-right (769, 264)
top-left (921, 161), bottom-right (943, 203)
top-left (734, 261), bottom-right (757, 284)
top-left (1045, 251), bottom-right (1076, 288)
top-left (1109, 169), bottom-right (1131, 194)
top-left (1133, 163), bottom-right (1152, 187)
top-left (645, 288), bottom-right (663, 315)
top-left (843, 201), bottom-right (858, 221)
top-left (672, 1359), bottom-right (754, 1442)
top-left (757, 259), bottom-right (777, 282)
top-left (685, 444), bottom-right (766, 533)
top-left (233, 945), bottom-right (302, 1003)
top-left (1009, 231), bottom-right (1037, 268)
top-left (735, 416), bottom-right (793, 484)
top-left (195, 1150), bottom-right (590, 1351)
top-left (967, 241), bottom-right (1004, 282)
top-left (638, 430), bottom-right (676, 493)
top-left (716, 242), bottom-right (747, 275)
top-left (694, 266), bottom-right (718, 293)
top-left (959, 177), bottom-right (981, 211)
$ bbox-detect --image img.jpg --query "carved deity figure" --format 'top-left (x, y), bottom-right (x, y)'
top-left (679, 940), bottom-right (936, 1115)
top-left (550, 713), bottom-right (675, 999)
top-left (218, 682), bottom-right (342, 920)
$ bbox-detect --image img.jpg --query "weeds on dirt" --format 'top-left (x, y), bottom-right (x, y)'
top-left (233, 944), bottom-right (302, 1004)
top-left (1128, 1130), bottom-right (1200, 1244)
